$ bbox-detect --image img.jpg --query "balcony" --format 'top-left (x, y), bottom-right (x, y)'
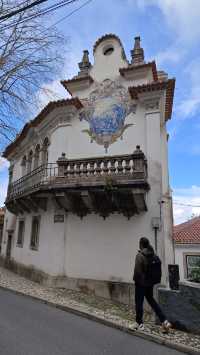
top-left (6, 146), bottom-right (149, 219)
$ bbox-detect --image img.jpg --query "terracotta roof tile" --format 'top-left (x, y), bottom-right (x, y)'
top-left (3, 98), bottom-right (83, 158)
top-left (0, 207), bottom-right (5, 223)
top-left (61, 76), bottom-right (94, 96)
top-left (120, 61), bottom-right (158, 82)
top-left (173, 216), bottom-right (200, 244)
top-left (0, 207), bottom-right (5, 214)
top-left (61, 75), bottom-right (93, 86)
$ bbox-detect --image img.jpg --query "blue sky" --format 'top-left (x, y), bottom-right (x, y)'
top-left (1, 0), bottom-right (200, 223)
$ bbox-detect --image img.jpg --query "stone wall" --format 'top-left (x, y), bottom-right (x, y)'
top-left (0, 256), bottom-right (135, 306)
top-left (56, 276), bottom-right (135, 307)
top-left (158, 282), bottom-right (200, 335)
top-left (0, 256), bottom-right (51, 284)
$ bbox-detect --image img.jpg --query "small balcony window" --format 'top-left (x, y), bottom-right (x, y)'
top-left (41, 137), bottom-right (49, 165)
top-left (34, 144), bottom-right (40, 169)
top-left (21, 156), bottom-right (27, 176)
top-left (27, 150), bottom-right (33, 174)
top-left (17, 219), bottom-right (25, 247)
top-left (103, 45), bottom-right (114, 56)
top-left (30, 216), bottom-right (40, 250)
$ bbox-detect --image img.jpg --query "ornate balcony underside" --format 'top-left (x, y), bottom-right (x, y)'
top-left (6, 148), bottom-right (149, 219)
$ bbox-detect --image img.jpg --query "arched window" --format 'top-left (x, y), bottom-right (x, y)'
top-left (34, 144), bottom-right (40, 169)
top-left (27, 150), bottom-right (33, 174)
top-left (41, 137), bottom-right (49, 165)
top-left (21, 156), bottom-right (27, 176)
top-left (8, 165), bottom-right (14, 184)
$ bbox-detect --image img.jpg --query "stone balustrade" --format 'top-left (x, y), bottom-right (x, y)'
top-left (56, 145), bottom-right (147, 181)
top-left (7, 146), bottom-right (147, 201)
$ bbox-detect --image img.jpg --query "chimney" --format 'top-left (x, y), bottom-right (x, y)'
top-left (131, 36), bottom-right (145, 65)
top-left (78, 50), bottom-right (91, 76)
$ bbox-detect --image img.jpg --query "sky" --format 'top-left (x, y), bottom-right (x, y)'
top-left (1, 0), bottom-right (200, 224)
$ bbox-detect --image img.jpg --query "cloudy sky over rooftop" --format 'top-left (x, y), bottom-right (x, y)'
top-left (1, 0), bottom-right (200, 224)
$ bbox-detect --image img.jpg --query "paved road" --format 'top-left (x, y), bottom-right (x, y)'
top-left (0, 288), bottom-right (184, 355)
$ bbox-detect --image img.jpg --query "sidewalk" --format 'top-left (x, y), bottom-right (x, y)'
top-left (0, 266), bottom-right (200, 354)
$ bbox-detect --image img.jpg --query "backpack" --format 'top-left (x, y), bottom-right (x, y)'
top-left (145, 254), bottom-right (162, 285)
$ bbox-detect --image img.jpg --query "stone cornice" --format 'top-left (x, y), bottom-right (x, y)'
top-left (61, 76), bottom-right (94, 96)
top-left (128, 79), bottom-right (175, 121)
top-left (8, 110), bottom-right (76, 161)
top-left (119, 61), bottom-right (158, 82)
top-left (3, 98), bottom-right (83, 159)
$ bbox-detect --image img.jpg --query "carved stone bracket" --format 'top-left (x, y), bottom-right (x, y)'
top-left (143, 98), bottom-right (160, 112)
top-left (6, 149), bottom-right (149, 218)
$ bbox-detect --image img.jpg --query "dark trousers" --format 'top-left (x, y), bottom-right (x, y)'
top-left (135, 284), bottom-right (166, 325)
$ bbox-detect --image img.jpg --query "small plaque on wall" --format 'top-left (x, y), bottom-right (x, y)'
top-left (54, 214), bottom-right (64, 223)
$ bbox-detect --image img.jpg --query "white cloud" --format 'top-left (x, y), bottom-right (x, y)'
top-left (37, 79), bottom-right (68, 110)
top-left (174, 185), bottom-right (200, 197)
top-left (0, 176), bottom-right (8, 206)
top-left (176, 60), bottom-right (200, 118)
top-left (0, 158), bottom-right (9, 206)
top-left (37, 48), bottom-right (82, 109)
top-left (155, 47), bottom-right (185, 66)
top-left (135, 0), bottom-right (200, 42)
top-left (177, 96), bottom-right (200, 119)
top-left (0, 157), bottom-right (9, 172)
top-left (173, 185), bottom-right (200, 225)
top-left (190, 145), bottom-right (200, 156)
top-left (128, 1), bottom-right (200, 119)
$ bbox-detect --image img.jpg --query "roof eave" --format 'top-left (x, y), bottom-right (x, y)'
top-left (119, 61), bottom-right (158, 82)
top-left (128, 78), bottom-right (175, 121)
top-left (61, 75), bottom-right (94, 96)
top-left (3, 98), bottom-right (83, 158)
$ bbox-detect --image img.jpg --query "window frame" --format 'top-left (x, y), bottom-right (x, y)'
top-left (183, 252), bottom-right (200, 279)
top-left (34, 144), bottom-right (40, 169)
top-left (30, 215), bottom-right (41, 251)
top-left (21, 156), bottom-right (27, 177)
top-left (16, 219), bottom-right (25, 248)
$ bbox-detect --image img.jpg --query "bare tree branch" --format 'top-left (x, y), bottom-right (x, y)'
top-left (0, 0), bottom-right (67, 151)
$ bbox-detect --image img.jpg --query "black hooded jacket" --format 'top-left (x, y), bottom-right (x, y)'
top-left (133, 246), bottom-right (155, 287)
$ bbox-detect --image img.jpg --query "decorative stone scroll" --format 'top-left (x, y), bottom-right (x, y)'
top-left (143, 98), bottom-right (160, 112)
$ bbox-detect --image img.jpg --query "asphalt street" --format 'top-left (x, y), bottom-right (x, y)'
top-left (0, 288), bottom-right (184, 355)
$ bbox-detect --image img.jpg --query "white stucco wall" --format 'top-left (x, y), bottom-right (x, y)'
top-left (12, 157), bottom-right (22, 181)
top-left (48, 105), bottom-right (145, 161)
top-left (65, 210), bottom-right (167, 283)
top-left (2, 201), bottom-right (65, 276)
top-left (2, 106), bottom-right (172, 282)
top-left (2, 34), bottom-right (174, 285)
top-left (48, 125), bottom-right (70, 163)
top-left (90, 38), bottom-right (128, 82)
top-left (49, 107), bottom-right (171, 283)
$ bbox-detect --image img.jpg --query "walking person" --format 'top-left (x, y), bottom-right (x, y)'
top-left (133, 237), bottom-right (172, 332)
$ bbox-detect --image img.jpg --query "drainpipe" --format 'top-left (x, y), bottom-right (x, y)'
top-left (151, 217), bottom-right (160, 254)
top-left (154, 226), bottom-right (158, 254)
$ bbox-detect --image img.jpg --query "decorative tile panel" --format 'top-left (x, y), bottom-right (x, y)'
top-left (80, 79), bottom-right (136, 152)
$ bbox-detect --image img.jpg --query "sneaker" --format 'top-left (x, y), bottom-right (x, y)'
top-left (138, 323), bottom-right (145, 331)
top-left (162, 320), bottom-right (172, 333)
top-left (133, 323), bottom-right (145, 331)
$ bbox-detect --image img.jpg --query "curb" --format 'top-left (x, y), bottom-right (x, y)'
top-left (0, 285), bottom-right (199, 355)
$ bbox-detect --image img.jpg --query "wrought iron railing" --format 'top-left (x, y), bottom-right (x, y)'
top-left (7, 150), bottom-right (147, 200)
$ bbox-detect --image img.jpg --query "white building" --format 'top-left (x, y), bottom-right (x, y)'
top-left (174, 217), bottom-right (200, 282)
top-left (1, 34), bottom-right (175, 302)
